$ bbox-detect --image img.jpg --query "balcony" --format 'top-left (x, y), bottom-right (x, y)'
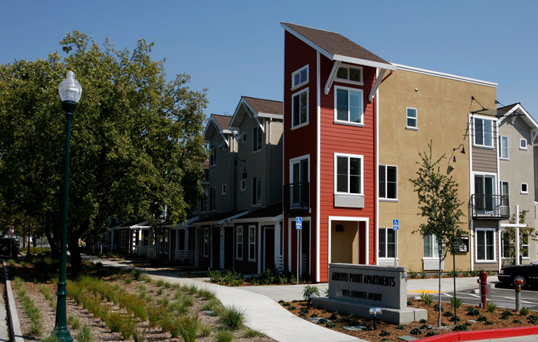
top-left (471, 194), bottom-right (510, 219)
top-left (284, 182), bottom-right (309, 214)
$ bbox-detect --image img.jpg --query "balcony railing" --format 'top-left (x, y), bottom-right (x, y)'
top-left (471, 194), bottom-right (510, 219)
top-left (284, 182), bottom-right (309, 214)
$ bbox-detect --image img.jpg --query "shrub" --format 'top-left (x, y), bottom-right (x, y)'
top-left (487, 302), bottom-right (498, 313)
top-left (219, 306), bottom-right (245, 330)
top-left (453, 324), bottom-right (468, 331)
top-left (67, 315), bottom-right (81, 330)
top-left (450, 297), bottom-right (462, 308)
top-left (199, 323), bottom-right (213, 337)
top-left (466, 307), bottom-right (480, 316)
top-left (42, 334), bottom-right (60, 342)
top-left (426, 331), bottom-right (440, 337)
top-left (198, 288), bottom-right (216, 300)
top-left (178, 315), bottom-right (200, 342)
top-left (303, 285), bottom-right (320, 300)
top-left (208, 268), bottom-right (222, 283)
top-left (77, 325), bottom-right (94, 342)
top-left (420, 292), bottom-right (433, 305)
top-left (410, 328), bottom-right (422, 335)
top-left (462, 270), bottom-right (469, 277)
top-left (419, 319), bottom-right (428, 324)
top-left (326, 322), bottom-right (337, 328)
top-left (29, 320), bottom-right (43, 337)
top-left (477, 316), bottom-right (487, 322)
top-left (243, 328), bottom-right (263, 338)
top-left (520, 307), bottom-right (530, 316)
top-left (409, 271), bottom-right (418, 279)
top-left (513, 319), bottom-right (522, 324)
top-left (129, 269), bottom-right (142, 280)
top-left (396, 325), bottom-right (405, 330)
top-left (471, 269), bottom-right (480, 277)
top-left (215, 329), bottom-right (234, 342)
top-left (421, 270), bottom-right (427, 278)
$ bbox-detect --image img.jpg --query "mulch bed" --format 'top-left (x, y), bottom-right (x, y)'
top-left (280, 298), bottom-right (538, 342)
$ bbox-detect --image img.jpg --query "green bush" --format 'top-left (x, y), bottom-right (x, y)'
top-left (450, 297), bottom-right (462, 308)
top-left (420, 292), bottom-right (433, 305)
top-left (208, 268), bottom-right (222, 283)
top-left (77, 325), bottom-right (94, 342)
top-left (178, 315), bottom-right (199, 342)
top-left (215, 329), bottom-right (234, 342)
top-left (420, 270), bottom-right (427, 278)
top-left (409, 271), bottom-right (418, 279)
top-left (520, 307), bottom-right (530, 316)
top-left (410, 328), bottom-right (422, 335)
top-left (466, 307), bottom-right (480, 316)
top-left (303, 285), bottom-right (320, 300)
top-left (487, 302), bottom-right (498, 313)
top-left (67, 315), bottom-right (81, 330)
top-left (219, 306), bottom-right (245, 330)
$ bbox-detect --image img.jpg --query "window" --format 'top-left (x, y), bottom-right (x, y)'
top-left (501, 231), bottom-right (511, 259)
top-left (406, 108), bottom-right (417, 129)
top-left (335, 154), bottom-right (363, 195)
top-left (222, 184), bottom-right (227, 195)
top-left (520, 138), bottom-right (528, 150)
top-left (378, 228), bottom-right (396, 258)
top-left (248, 226), bottom-right (256, 260)
top-left (252, 176), bottom-right (262, 205)
top-left (203, 228), bottom-right (209, 257)
top-left (335, 87), bottom-right (363, 125)
top-left (502, 231), bottom-right (529, 259)
top-left (164, 230), bottom-right (169, 254)
top-left (499, 136), bottom-right (509, 159)
top-left (209, 187), bottom-right (216, 211)
top-left (236, 226), bottom-right (243, 259)
top-left (423, 234), bottom-right (439, 258)
top-left (379, 165), bottom-right (397, 200)
top-left (292, 65), bottom-right (308, 88)
top-left (291, 157), bottom-right (309, 207)
top-left (521, 183), bottom-right (528, 194)
top-left (209, 145), bottom-right (217, 165)
top-left (252, 126), bottom-right (262, 152)
top-left (292, 89), bottom-right (308, 127)
top-left (240, 179), bottom-right (246, 192)
top-left (476, 229), bottom-right (495, 261)
top-left (201, 189), bottom-right (208, 212)
top-left (473, 118), bottom-right (493, 147)
top-left (500, 181), bottom-right (509, 206)
top-left (336, 64), bottom-right (363, 84)
top-left (522, 233), bottom-right (529, 258)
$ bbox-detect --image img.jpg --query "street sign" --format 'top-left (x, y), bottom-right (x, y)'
top-left (296, 217), bottom-right (302, 230)
top-left (392, 219), bottom-right (399, 231)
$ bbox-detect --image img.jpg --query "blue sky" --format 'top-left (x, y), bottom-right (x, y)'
top-left (2, 1), bottom-right (537, 119)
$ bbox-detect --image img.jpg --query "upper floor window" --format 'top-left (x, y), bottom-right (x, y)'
top-left (236, 226), bottom-right (243, 259)
top-left (521, 183), bottom-right (528, 194)
top-left (500, 181), bottom-right (509, 206)
top-left (292, 89), bottom-right (308, 127)
top-left (520, 138), bottom-right (528, 150)
top-left (335, 87), bottom-right (363, 125)
top-left (379, 165), bottom-right (397, 200)
top-left (336, 64), bottom-right (363, 85)
top-left (292, 65), bottom-right (308, 89)
top-left (253, 126), bottom-right (262, 152)
top-left (209, 187), bottom-right (216, 211)
top-left (499, 136), bottom-right (509, 159)
top-left (209, 145), bottom-right (217, 166)
top-left (406, 108), bottom-right (417, 129)
top-left (252, 176), bottom-right (262, 205)
top-left (222, 184), bottom-right (227, 195)
top-left (335, 154), bottom-right (363, 195)
top-left (474, 118), bottom-right (493, 148)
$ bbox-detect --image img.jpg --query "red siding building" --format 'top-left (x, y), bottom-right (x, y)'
top-left (282, 23), bottom-right (395, 282)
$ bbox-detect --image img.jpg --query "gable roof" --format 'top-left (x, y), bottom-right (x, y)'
top-left (497, 103), bottom-right (538, 130)
top-left (230, 96), bottom-right (283, 128)
top-left (203, 114), bottom-right (233, 141)
top-left (281, 22), bottom-right (395, 71)
top-left (213, 114), bottom-right (232, 131)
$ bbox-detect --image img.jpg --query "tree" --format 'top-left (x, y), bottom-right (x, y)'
top-left (502, 210), bottom-right (537, 266)
top-left (409, 142), bottom-right (465, 326)
top-left (0, 32), bottom-right (208, 271)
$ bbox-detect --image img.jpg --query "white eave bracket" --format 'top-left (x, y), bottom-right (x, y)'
top-left (324, 61), bottom-right (341, 95)
top-left (531, 129), bottom-right (538, 144)
top-left (368, 69), bottom-right (387, 102)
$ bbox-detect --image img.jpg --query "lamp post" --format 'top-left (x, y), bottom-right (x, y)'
top-left (53, 71), bottom-right (82, 342)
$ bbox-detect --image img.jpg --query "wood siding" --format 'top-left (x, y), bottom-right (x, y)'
top-left (472, 121), bottom-right (498, 173)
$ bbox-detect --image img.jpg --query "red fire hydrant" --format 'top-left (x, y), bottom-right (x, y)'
top-left (477, 270), bottom-right (488, 308)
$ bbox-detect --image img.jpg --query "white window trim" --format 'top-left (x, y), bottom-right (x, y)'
top-left (236, 226), bottom-right (243, 260)
top-left (499, 136), bottom-right (509, 160)
top-left (500, 181), bottom-right (509, 206)
top-left (292, 88), bottom-right (309, 129)
top-left (291, 65), bottom-right (309, 90)
top-left (334, 86), bottom-right (364, 126)
top-left (334, 153), bottom-right (364, 196)
top-left (475, 228), bottom-right (496, 262)
top-left (406, 107), bottom-right (418, 130)
top-left (209, 144), bottom-right (218, 166)
top-left (222, 184), bottom-right (227, 195)
top-left (240, 179), bottom-right (246, 192)
top-left (290, 154), bottom-right (311, 183)
top-left (378, 227), bottom-right (397, 259)
top-left (203, 228), bottom-right (209, 257)
top-left (520, 138), bottom-right (528, 150)
top-left (423, 234), bottom-right (440, 259)
top-left (473, 116), bottom-right (494, 149)
top-left (521, 183), bottom-right (529, 194)
top-left (248, 225), bottom-right (256, 261)
top-left (252, 176), bottom-right (262, 206)
top-left (252, 126), bottom-right (263, 153)
top-left (379, 164), bottom-right (398, 201)
top-left (335, 63), bottom-right (364, 86)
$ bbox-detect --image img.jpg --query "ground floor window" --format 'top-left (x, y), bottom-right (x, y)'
top-left (236, 226), bottom-right (243, 259)
top-left (378, 228), bottom-right (396, 258)
top-left (476, 228), bottom-right (495, 261)
top-left (248, 225), bottom-right (256, 260)
top-left (203, 228), bottom-right (209, 257)
top-left (423, 234), bottom-right (439, 258)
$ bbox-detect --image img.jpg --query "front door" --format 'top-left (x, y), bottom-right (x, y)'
top-left (224, 227), bottom-right (234, 269)
top-left (264, 227), bottom-right (275, 271)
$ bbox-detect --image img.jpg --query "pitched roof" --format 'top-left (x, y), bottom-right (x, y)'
top-left (243, 97), bottom-right (283, 116)
top-left (497, 103), bottom-right (538, 131)
top-left (282, 22), bottom-right (394, 70)
top-left (234, 202), bottom-right (283, 220)
top-left (212, 114), bottom-right (233, 130)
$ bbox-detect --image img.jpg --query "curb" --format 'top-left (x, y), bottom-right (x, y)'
top-left (418, 326), bottom-right (538, 341)
top-left (3, 261), bottom-right (24, 342)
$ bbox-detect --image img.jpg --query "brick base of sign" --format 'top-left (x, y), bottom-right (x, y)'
top-left (312, 297), bottom-right (427, 324)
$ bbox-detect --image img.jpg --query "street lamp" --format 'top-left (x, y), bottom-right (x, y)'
top-left (53, 71), bottom-right (82, 342)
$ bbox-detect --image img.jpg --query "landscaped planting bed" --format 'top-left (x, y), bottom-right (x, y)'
top-left (280, 296), bottom-right (538, 342)
top-left (7, 256), bottom-right (274, 341)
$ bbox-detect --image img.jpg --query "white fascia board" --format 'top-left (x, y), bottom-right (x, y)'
top-left (334, 55), bottom-right (395, 71)
top-left (217, 211), bottom-right (249, 225)
top-left (282, 23), bottom-right (333, 61)
top-left (203, 116), bottom-right (218, 139)
top-left (230, 98), bottom-right (249, 128)
top-left (394, 64), bottom-right (497, 88)
top-left (258, 113), bottom-right (283, 120)
top-left (232, 214), bottom-right (283, 224)
top-left (499, 104), bottom-right (538, 129)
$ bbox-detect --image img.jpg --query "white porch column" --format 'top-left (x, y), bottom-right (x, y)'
top-left (515, 205), bottom-right (520, 265)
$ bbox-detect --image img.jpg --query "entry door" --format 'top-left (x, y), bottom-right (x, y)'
top-left (300, 222), bottom-right (310, 278)
top-left (224, 227), bottom-right (234, 269)
top-left (264, 227), bottom-right (275, 271)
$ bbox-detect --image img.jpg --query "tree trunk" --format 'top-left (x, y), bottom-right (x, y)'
top-left (68, 233), bottom-right (82, 276)
top-left (45, 230), bottom-right (59, 259)
top-left (438, 244), bottom-right (442, 327)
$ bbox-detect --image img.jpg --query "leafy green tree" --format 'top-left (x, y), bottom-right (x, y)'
top-left (0, 32), bottom-right (207, 271)
top-left (502, 210), bottom-right (537, 266)
top-left (409, 142), bottom-right (465, 326)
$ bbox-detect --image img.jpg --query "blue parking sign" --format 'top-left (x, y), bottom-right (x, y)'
top-left (296, 217), bottom-right (302, 230)
top-left (393, 219), bottom-right (399, 231)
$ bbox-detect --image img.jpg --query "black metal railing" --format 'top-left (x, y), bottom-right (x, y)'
top-left (283, 182), bottom-right (309, 214)
top-left (471, 194), bottom-right (510, 219)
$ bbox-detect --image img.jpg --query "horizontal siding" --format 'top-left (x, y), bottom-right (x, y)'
top-left (472, 147), bottom-right (497, 173)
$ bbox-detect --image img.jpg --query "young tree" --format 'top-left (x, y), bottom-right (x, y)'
top-left (409, 142), bottom-right (465, 326)
top-left (502, 210), bottom-right (537, 266)
top-left (0, 32), bottom-right (208, 271)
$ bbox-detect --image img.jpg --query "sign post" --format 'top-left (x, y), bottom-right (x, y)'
top-left (392, 220), bottom-right (399, 267)
top-left (296, 217), bottom-right (302, 284)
